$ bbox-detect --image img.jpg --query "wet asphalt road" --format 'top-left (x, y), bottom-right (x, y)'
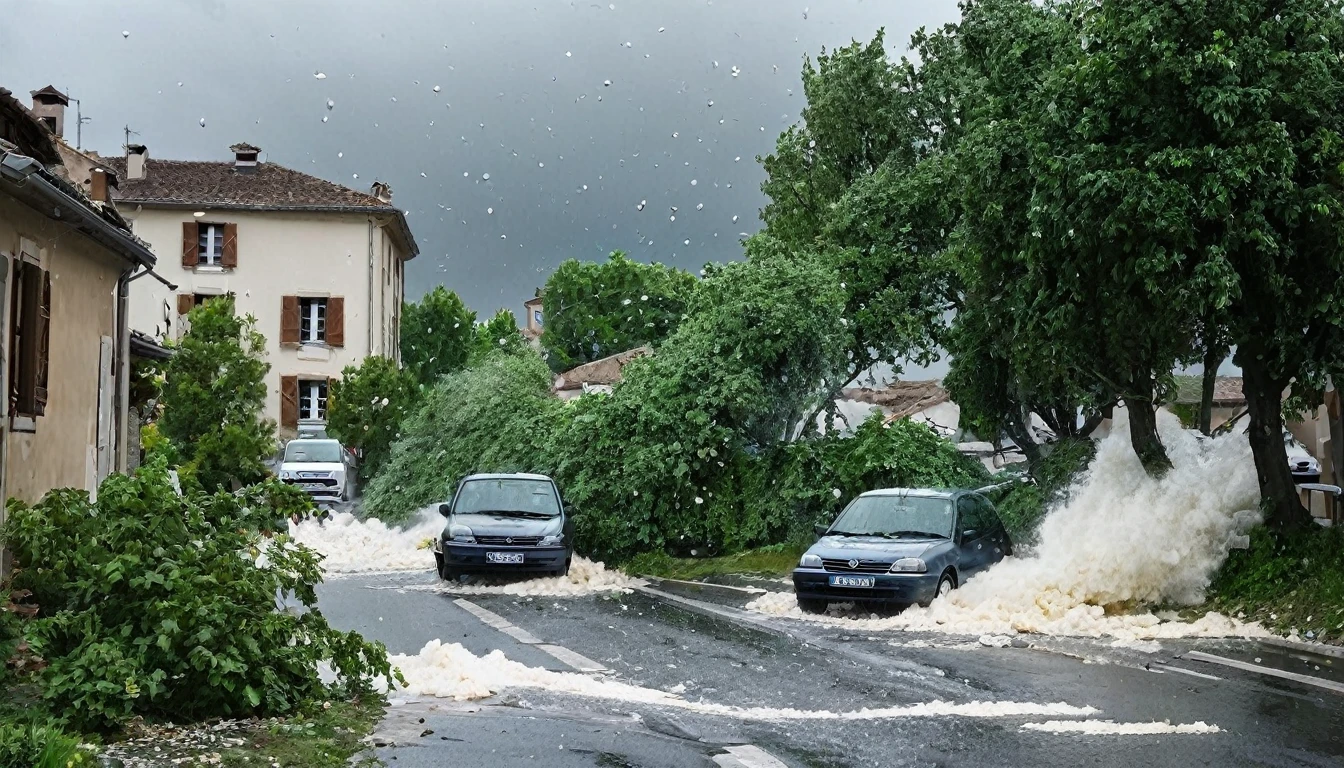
top-left (316, 571), bottom-right (1344, 767)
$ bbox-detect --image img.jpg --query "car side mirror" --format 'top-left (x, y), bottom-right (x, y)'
top-left (438, 503), bottom-right (452, 518)
top-left (814, 523), bottom-right (828, 538)
top-left (961, 529), bottom-right (978, 541)
top-left (563, 502), bottom-right (574, 515)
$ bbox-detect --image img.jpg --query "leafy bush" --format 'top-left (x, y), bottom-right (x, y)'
top-left (0, 720), bottom-right (88, 768)
top-left (989, 437), bottom-right (1096, 542)
top-left (401, 287), bottom-right (476, 385)
top-left (2, 460), bottom-right (394, 731)
top-left (158, 295), bottom-right (276, 492)
top-left (327, 356), bottom-right (420, 484)
top-left (363, 354), bottom-right (563, 523)
top-left (471, 309), bottom-right (531, 364)
top-left (1210, 526), bottom-right (1344, 641)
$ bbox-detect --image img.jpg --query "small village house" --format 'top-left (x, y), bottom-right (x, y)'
top-left (552, 346), bottom-right (650, 400)
top-left (102, 143), bottom-right (418, 439)
top-left (0, 86), bottom-right (164, 575)
top-left (522, 292), bottom-right (544, 344)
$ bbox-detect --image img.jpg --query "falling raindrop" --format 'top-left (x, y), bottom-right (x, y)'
top-left (482, 173), bottom-right (491, 180)
top-left (625, 41), bottom-right (632, 47)
top-left (433, 85), bottom-right (441, 92)
top-left (326, 99), bottom-right (335, 110)
top-left (314, 71), bottom-right (326, 79)
top-left (658, 26), bottom-right (666, 32)
top-left (734, 156), bottom-right (741, 162)
top-left (487, 207), bottom-right (494, 214)
top-left (696, 203), bottom-right (704, 211)
top-left (707, 100), bottom-right (714, 107)
top-left (122, 30), bottom-right (130, 38)
top-left (690, 179), bottom-right (697, 186)
top-left (684, 239), bottom-right (691, 245)
top-left (539, 162), bottom-right (545, 168)
top-left (337, 152), bottom-right (343, 158)
top-left (566, 51), bottom-right (572, 57)
top-left (603, 79), bottom-right (612, 86)
top-left (322, 116), bottom-right (328, 123)
top-left (670, 215), bottom-right (676, 222)
top-left (420, 172), bottom-right (427, 178)
top-left (198, 117), bottom-right (206, 127)
top-left (732, 215), bottom-right (739, 223)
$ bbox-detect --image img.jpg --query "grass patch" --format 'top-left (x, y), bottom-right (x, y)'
top-left (1209, 525), bottom-right (1344, 644)
top-left (625, 543), bottom-right (805, 581)
top-left (217, 698), bottom-right (384, 768)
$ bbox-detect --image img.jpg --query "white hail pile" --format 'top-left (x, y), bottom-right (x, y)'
top-left (413, 557), bottom-right (643, 597)
top-left (289, 507), bottom-right (443, 574)
top-left (750, 412), bottom-right (1270, 641)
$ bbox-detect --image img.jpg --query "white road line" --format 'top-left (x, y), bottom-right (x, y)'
top-left (536, 643), bottom-right (609, 673)
top-left (1184, 650), bottom-right (1344, 694)
top-left (713, 745), bottom-right (790, 768)
top-left (453, 598), bottom-right (514, 630)
top-left (644, 576), bottom-right (767, 594)
top-left (1161, 665), bottom-right (1222, 682)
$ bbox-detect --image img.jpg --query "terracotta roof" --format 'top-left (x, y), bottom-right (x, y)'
top-left (30, 85), bottom-right (68, 105)
top-left (842, 380), bottom-right (951, 420)
top-left (0, 87), bottom-right (61, 165)
top-left (1172, 376), bottom-right (1244, 406)
top-left (102, 156), bottom-right (393, 210)
top-left (554, 347), bottom-right (650, 392)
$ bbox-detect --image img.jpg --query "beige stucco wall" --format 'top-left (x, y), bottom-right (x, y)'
top-left (0, 194), bottom-right (121, 504)
top-left (124, 207), bottom-right (406, 436)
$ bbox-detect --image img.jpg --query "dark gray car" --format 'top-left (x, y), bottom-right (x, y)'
top-left (431, 473), bottom-right (574, 580)
top-left (791, 488), bottom-right (1013, 613)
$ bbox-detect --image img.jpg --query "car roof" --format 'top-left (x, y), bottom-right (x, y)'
top-left (857, 488), bottom-right (962, 499)
top-left (460, 472), bottom-right (554, 482)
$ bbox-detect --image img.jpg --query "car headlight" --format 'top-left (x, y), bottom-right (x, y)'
top-left (448, 524), bottom-right (475, 543)
top-left (279, 470), bottom-right (292, 480)
top-left (539, 534), bottom-right (564, 546)
top-left (890, 558), bottom-right (927, 574)
top-left (799, 553), bottom-right (822, 568)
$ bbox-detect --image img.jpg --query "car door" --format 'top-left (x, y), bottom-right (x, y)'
top-left (955, 496), bottom-right (995, 579)
top-left (974, 494), bottom-right (1013, 562)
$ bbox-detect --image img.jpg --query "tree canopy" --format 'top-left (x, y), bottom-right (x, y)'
top-left (326, 356), bottom-right (420, 484)
top-left (400, 287), bottom-right (476, 385)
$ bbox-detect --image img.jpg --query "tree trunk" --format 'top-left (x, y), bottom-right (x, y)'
top-left (1242, 360), bottom-right (1313, 530)
top-left (1006, 409), bottom-right (1041, 466)
top-left (1125, 376), bottom-right (1171, 476)
top-left (1199, 343), bottom-right (1224, 436)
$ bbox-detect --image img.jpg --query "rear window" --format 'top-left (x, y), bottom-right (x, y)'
top-left (284, 441), bottom-right (342, 463)
top-left (454, 478), bottom-right (560, 517)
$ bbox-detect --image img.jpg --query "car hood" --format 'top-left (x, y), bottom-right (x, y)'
top-left (808, 535), bottom-right (946, 562)
top-left (448, 513), bottom-right (562, 537)
top-left (281, 462), bottom-right (344, 474)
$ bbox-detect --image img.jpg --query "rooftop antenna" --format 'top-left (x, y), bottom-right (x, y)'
top-left (123, 124), bottom-right (140, 153)
top-left (74, 98), bottom-right (92, 150)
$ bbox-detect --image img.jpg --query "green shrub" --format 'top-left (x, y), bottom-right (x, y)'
top-left (327, 356), bottom-right (420, 484)
top-left (0, 720), bottom-right (88, 768)
top-left (364, 353), bottom-right (564, 523)
top-left (987, 436), bottom-right (1096, 542)
top-left (1210, 526), bottom-right (1344, 640)
top-left (2, 460), bottom-right (394, 732)
top-left (401, 287), bottom-right (476, 385)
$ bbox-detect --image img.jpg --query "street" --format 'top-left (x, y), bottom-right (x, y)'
top-left (317, 568), bottom-right (1344, 767)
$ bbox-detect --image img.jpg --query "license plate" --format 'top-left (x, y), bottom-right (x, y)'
top-left (486, 552), bottom-right (524, 564)
top-left (829, 575), bottom-right (875, 588)
top-left (302, 483), bottom-right (326, 490)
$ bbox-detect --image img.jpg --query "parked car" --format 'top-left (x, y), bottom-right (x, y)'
top-left (1284, 431), bottom-right (1321, 484)
top-left (431, 473), bottom-right (573, 580)
top-left (278, 437), bottom-right (353, 502)
top-left (792, 488), bottom-right (1013, 613)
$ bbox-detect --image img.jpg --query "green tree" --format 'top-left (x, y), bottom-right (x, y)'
top-left (327, 356), bottom-right (419, 484)
top-left (158, 296), bottom-right (275, 492)
top-left (539, 251), bottom-right (698, 371)
top-left (471, 308), bottom-right (529, 363)
top-left (400, 287), bottom-right (476, 384)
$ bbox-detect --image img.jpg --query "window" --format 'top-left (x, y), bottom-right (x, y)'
top-left (300, 298), bottom-right (327, 343)
top-left (197, 223), bottom-right (226, 265)
top-left (299, 379), bottom-right (328, 421)
top-left (9, 256), bottom-right (51, 421)
top-left (533, 309), bottom-right (543, 326)
top-left (39, 116), bottom-right (56, 133)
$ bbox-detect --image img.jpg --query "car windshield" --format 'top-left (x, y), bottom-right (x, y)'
top-left (829, 495), bottom-right (954, 538)
top-left (284, 441), bottom-right (342, 463)
top-left (455, 478), bottom-right (560, 517)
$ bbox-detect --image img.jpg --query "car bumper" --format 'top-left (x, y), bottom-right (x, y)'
top-left (792, 568), bottom-right (940, 604)
top-left (443, 543), bottom-right (570, 573)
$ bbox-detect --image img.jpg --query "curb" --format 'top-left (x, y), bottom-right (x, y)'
top-left (1255, 634), bottom-right (1344, 660)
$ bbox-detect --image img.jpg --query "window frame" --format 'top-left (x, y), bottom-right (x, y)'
top-left (196, 223), bottom-right (224, 266)
top-left (298, 378), bottom-right (329, 421)
top-left (299, 297), bottom-right (328, 344)
top-left (8, 251), bottom-right (49, 427)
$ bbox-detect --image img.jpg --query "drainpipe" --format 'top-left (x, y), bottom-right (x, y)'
top-left (367, 217), bottom-right (376, 356)
top-left (116, 267), bottom-right (176, 473)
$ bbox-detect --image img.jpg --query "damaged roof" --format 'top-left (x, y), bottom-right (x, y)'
top-left (1172, 376), bottom-right (1245, 406)
top-left (554, 347), bottom-right (651, 392)
top-left (842, 380), bottom-right (952, 420)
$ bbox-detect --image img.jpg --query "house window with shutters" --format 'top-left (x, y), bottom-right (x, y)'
top-left (281, 295), bottom-right (344, 347)
top-left (8, 255), bottom-right (51, 426)
top-left (197, 224), bottom-right (224, 265)
top-left (300, 298), bottom-right (326, 343)
top-left (299, 379), bottom-right (329, 421)
top-left (181, 221), bottom-right (237, 270)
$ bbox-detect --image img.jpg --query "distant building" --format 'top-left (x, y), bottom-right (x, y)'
top-left (100, 142), bottom-right (418, 438)
top-left (522, 292), bottom-right (543, 343)
top-left (552, 346), bottom-right (650, 401)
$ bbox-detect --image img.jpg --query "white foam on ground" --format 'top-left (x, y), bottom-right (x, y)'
top-left (289, 507), bottom-right (444, 574)
top-left (749, 412), bottom-right (1270, 641)
top-left (388, 639), bottom-right (1099, 722)
top-left (409, 557), bottom-right (644, 597)
top-left (1021, 720), bottom-right (1222, 735)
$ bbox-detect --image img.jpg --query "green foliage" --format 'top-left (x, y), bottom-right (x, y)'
top-left (158, 295), bottom-right (276, 493)
top-left (0, 720), bottom-right (88, 768)
top-left (1210, 527), bottom-right (1344, 642)
top-left (1, 462), bottom-right (394, 732)
top-left (400, 287), bottom-right (476, 385)
top-left (327, 357), bottom-right (420, 484)
top-left (364, 354), bottom-right (563, 523)
top-left (988, 437), bottom-right (1096, 542)
top-left (624, 544), bottom-right (805, 581)
top-left (539, 251), bottom-right (698, 371)
top-left (471, 309), bottom-right (530, 364)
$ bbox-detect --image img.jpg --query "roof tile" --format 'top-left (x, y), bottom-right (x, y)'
top-left (102, 157), bottom-right (392, 209)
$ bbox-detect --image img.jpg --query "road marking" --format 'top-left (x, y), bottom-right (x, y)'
top-left (1184, 650), bottom-right (1344, 694)
top-left (454, 598), bottom-right (607, 672)
top-left (1161, 665), bottom-right (1222, 682)
top-left (644, 576), bottom-right (767, 594)
top-left (713, 745), bottom-right (790, 768)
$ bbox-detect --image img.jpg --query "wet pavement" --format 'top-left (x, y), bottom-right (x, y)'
top-left (317, 571), bottom-right (1344, 767)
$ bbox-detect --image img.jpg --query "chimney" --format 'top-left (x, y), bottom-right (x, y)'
top-left (371, 180), bottom-right (393, 203)
top-left (230, 142), bottom-right (260, 173)
top-left (125, 144), bottom-right (147, 180)
top-left (89, 168), bottom-right (109, 203)
top-left (29, 85), bottom-right (69, 138)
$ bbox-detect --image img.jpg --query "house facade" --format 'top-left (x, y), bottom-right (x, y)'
top-left (0, 86), bottom-right (160, 575)
top-left (103, 143), bottom-right (418, 438)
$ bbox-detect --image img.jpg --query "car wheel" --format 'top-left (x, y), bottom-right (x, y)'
top-left (920, 571), bottom-right (956, 608)
top-left (553, 558), bottom-right (571, 578)
top-left (797, 597), bottom-right (829, 614)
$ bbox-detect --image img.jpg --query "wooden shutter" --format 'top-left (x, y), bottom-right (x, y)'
top-left (280, 375), bottom-right (299, 429)
top-left (33, 270), bottom-right (50, 415)
top-left (177, 293), bottom-right (194, 315)
top-left (181, 222), bottom-right (198, 268)
top-left (326, 297), bottom-right (345, 347)
top-left (280, 295), bottom-right (300, 345)
top-left (220, 223), bottom-right (238, 268)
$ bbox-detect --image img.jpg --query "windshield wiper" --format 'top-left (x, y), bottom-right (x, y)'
top-left (882, 530), bottom-right (948, 539)
top-left (826, 530), bottom-right (870, 537)
top-left (474, 509), bottom-right (555, 519)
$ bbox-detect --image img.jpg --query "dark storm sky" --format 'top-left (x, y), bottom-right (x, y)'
top-left (1, 0), bottom-right (960, 316)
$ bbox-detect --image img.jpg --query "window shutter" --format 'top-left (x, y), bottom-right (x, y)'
top-left (221, 223), bottom-right (238, 268)
top-left (280, 295), bottom-right (300, 344)
top-left (181, 222), bottom-right (198, 268)
top-left (33, 270), bottom-right (51, 415)
top-left (177, 294), bottom-right (194, 315)
top-left (280, 375), bottom-right (299, 429)
top-left (326, 297), bottom-right (345, 347)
